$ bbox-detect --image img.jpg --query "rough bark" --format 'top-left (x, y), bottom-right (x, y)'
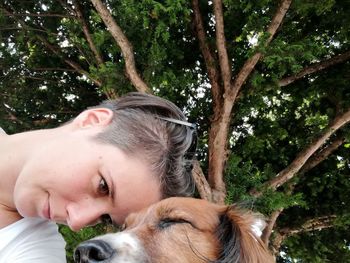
top-left (251, 108), bottom-right (350, 197)
top-left (90, 0), bottom-right (151, 93)
top-left (208, 101), bottom-right (232, 204)
top-left (279, 50), bottom-right (350, 87)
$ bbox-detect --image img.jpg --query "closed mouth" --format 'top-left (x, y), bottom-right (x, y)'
top-left (43, 194), bottom-right (51, 220)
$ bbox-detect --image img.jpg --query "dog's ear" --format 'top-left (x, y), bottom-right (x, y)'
top-left (216, 205), bottom-right (275, 263)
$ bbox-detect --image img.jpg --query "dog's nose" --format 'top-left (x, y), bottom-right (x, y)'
top-left (74, 240), bottom-right (114, 262)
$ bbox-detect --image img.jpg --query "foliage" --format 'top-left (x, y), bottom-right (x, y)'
top-left (278, 227), bottom-right (350, 263)
top-left (1, 0), bottom-right (350, 261)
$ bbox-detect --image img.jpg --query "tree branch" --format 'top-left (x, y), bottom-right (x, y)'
top-left (279, 50), bottom-right (350, 87)
top-left (31, 67), bottom-right (77, 72)
top-left (230, 0), bottom-right (292, 100)
top-left (262, 209), bottom-right (283, 245)
top-left (192, 160), bottom-right (213, 201)
top-left (57, 0), bottom-right (76, 15)
top-left (2, 106), bottom-right (32, 129)
top-left (280, 215), bottom-right (337, 236)
top-left (0, 26), bottom-right (58, 35)
top-left (72, 0), bottom-right (104, 65)
top-left (271, 215), bottom-right (337, 255)
top-left (2, 11), bottom-right (75, 18)
top-left (192, 0), bottom-right (228, 204)
top-left (59, 0), bottom-right (117, 99)
top-left (298, 134), bottom-right (346, 174)
top-left (270, 232), bottom-right (285, 256)
top-left (261, 133), bottom-right (344, 247)
top-left (2, 5), bottom-right (102, 88)
top-left (21, 76), bottom-right (59, 82)
top-left (36, 35), bottom-right (103, 87)
top-left (90, 0), bottom-right (151, 93)
top-left (192, 0), bottom-right (222, 109)
top-left (251, 107), bottom-right (350, 197)
top-left (212, 0), bottom-right (231, 93)
top-left (261, 183), bottom-right (293, 248)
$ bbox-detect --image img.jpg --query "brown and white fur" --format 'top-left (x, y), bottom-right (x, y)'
top-left (74, 197), bottom-right (275, 263)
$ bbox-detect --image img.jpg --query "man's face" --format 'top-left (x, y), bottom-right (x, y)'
top-left (13, 109), bottom-right (162, 231)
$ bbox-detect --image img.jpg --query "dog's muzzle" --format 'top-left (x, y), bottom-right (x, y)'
top-left (74, 240), bottom-right (114, 263)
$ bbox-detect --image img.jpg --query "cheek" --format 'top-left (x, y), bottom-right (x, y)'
top-left (45, 155), bottom-right (97, 192)
top-left (49, 168), bottom-right (94, 201)
top-left (13, 142), bottom-right (99, 216)
top-left (16, 158), bottom-right (94, 205)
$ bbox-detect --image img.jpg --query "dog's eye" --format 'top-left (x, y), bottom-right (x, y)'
top-left (158, 218), bottom-right (190, 229)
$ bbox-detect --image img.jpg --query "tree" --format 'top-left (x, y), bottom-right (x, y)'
top-left (1, 0), bottom-right (350, 261)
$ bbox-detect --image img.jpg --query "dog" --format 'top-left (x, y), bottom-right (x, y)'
top-left (74, 197), bottom-right (275, 263)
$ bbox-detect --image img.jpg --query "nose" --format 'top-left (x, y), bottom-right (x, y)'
top-left (66, 203), bottom-right (103, 231)
top-left (74, 240), bottom-right (114, 263)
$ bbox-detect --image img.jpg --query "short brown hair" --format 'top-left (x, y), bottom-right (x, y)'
top-left (92, 92), bottom-right (195, 198)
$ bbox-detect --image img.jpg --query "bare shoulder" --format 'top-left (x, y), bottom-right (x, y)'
top-left (0, 127), bottom-right (7, 136)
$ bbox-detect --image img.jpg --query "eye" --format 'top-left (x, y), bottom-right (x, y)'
top-left (158, 218), bottom-right (191, 229)
top-left (120, 223), bottom-right (127, 231)
top-left (101, 214), bottom-right (112, 225)
top-left (98, 176), bottom-right (109, 195)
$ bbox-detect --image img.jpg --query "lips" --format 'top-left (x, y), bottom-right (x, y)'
top-left (43, 196), bottom-right (51, 220)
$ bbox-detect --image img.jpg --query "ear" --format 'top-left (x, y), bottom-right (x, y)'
top-left (216, 206), bottom-right (275, 263)
top-left (73, 108), bottom-right (113, 129)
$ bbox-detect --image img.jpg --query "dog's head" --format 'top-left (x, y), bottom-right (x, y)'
top-left (74, 197), bottom-right (274, 263)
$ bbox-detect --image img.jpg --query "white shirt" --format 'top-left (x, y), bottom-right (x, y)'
top-left (0, 128), bottom-right (66, 262)
top-left (0, 218), bottom-right (66, 262)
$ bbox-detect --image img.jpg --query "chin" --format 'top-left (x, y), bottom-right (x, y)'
top-left (13, 191), bottom-right (38, 218)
